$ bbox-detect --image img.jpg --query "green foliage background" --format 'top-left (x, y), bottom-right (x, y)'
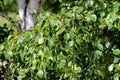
top-left (0, 0), bottom-right (120, 79)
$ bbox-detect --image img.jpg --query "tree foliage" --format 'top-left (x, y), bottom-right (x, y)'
top-left (0, 0), bottom-right (120, 80)
top-left (0, 0), bottom-right (17, 12)
top-left (0, 0), bottom-right (17, 43)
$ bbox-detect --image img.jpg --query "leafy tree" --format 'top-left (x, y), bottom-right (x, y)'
top-left (0, 0), bottom-right (120, 80)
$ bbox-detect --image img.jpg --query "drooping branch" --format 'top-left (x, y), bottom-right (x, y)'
top-left (0, 12), bottom-right (22, 32)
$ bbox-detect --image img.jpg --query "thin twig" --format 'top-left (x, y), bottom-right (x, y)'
top-left (0, 12), bottom-right (22, 32)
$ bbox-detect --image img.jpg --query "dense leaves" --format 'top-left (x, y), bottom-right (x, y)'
top-left (0, 0), bottom-right (17, 12)
top-left (0, 0), bottom-right (120, 80)
top-left (0, 24), bottom-right (13, 43)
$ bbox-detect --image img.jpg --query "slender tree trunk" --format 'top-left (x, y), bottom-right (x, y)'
top-left (17, 0), bottom-right (40, 31)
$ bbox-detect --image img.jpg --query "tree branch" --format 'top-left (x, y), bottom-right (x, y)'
top-left (0, 12), bottom-right (22, 32)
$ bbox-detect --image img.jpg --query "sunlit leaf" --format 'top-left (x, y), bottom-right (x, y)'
top-left (113, 49), bottom-right (120, 55)
top-left (94, 50), bottom-right (103, 59)
top-left (64, 33), bottom-right (70, 40)
top-left (56, 27), bottom-right (65, 36)
top-left (69, 40), bottom-right (74, 47)
top-left (19, 68), bottom-right (29, 76)
top-left (38, 37), bottom-right (44, 44)
top-left (38, 50), bottom-right (45, 60)
top-left (48, 39), bottom-right (54, 47)
top-left (108, 64), bottom-right (114, 71)
top-left (65, 11), bottom-right (73, 18)
top-left (37, 70), bottom-right (44, 78)
top-left (105, 42), bottom-right (110, 48)
top-left (113, 57), bottom-right (119, 63)
top-left (0, 44), bottom-right (4, 51)
top-left (97, 43), bottom-right (103, 51)
top-left (76, 14), bottom-right (81, 20)
top-left (114, 73), bottom-right (119, 80)
top-left (74, 64), bottom-right (82, 73)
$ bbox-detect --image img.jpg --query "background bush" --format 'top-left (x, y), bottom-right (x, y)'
top-left (0, 0), bottom-right (120, 80)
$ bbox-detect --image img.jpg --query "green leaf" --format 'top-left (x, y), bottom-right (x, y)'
top-left (76, 14), bottom-right (81, 20)
top-left (69, 40), bottom-right (74, 47)
top-left (85, 14), bottom-right (97, 22)
top-left (106, 13), bottom-right (117, 30)
top-left (48, 39), bottom-right (54, 47)
top-left (108, 24), bottom-right (113, 30)
top-left (56, 27), bottom-right (65, 36)
top-left (108, 64), bottom-right (114, 71)
top-left (97, 43), bottom-right (103, 51)
top-left (65, 11), bottom-right (73, 18)
top-left (87, 0), bottom-right (94, 7)
top-left (113, 49), bottom-right (120, 55)
top-left (69, 27), bottom-right (75, 38)
top-left (19, 68), bottom-right (29, 76)
top-left (113, 2), bottom-right (120, 13)
top-left (0, 44), bottom-right (4, 51)
top-left (34, 19), bottom-right (44, 30)
top-left (38, 50), bottom-right (45, 60)
top-left (68, 61), bottom-right (72, 67)
top-left (38, 37), bottom-right (44, 44)
top-left (37, 70), bottom-right (44, 78)
top-left (105, 42), bottom-right (110, 48)
top-left (5, 51), bottom-right (13, 60)
top-left (83, 34), bottom-right (89, 42)
top-left (94, 50), bottom-right (103, 59)
top-left (64, 33), bottom-right (70, 40)
top-left (75, 6), bottom-right (84, 13)
top-left (96, 70), bottom-right (104, 78)
top-left (114, 73), bottom-right (119, 80)
top-left (64, 18), bottom-right (71, 26)
top-left (113, 57), bottom-right (119, 63)
top-left (74, 64), bottom-right (82, 73)
top-left (76, 38), bottom-right (81, 45)
top-left (50, 20), bottom-right (60, 27)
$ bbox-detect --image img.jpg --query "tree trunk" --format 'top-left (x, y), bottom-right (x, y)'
top-left (17, 0), bottom-right (40, 31)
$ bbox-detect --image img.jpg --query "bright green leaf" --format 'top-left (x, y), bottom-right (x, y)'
top-left (38, 50), bottom-right (45, 60)
top-left (113, 49), bottom-right (120, 55)
top-left (64, 33), bottom-right (70, 40)
top-left (97, 43), bottom-right (103, 51)
top-left (38, 37), bottom-right (44, 44)
top-left (108, 64), bottom-right (114, 72)
top-left (0, 44), bottom-right (4, 51)
top-left (65, 11), bottom-right (73, 18)
top-left (56, 27), bottom-right (65, 36)
top-left (113, 57), bottom-right (119, 63)
top-left (69, 40), bottom-right (74, 47)
top-left (37, 70), bottom-right (44, 78)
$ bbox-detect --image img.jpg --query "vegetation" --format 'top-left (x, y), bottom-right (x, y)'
top-left (0, 0), bottom-right (120, 79)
